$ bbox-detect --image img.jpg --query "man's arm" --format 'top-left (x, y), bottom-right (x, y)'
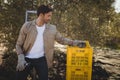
top-left (16, 22), bottom-right (28, 55)
top-left (55, 31), bottom-right (73, 45)
top-left (16, 22), bottom-right (29, 71)
top-left (55, 27), bottom-right (82, 46)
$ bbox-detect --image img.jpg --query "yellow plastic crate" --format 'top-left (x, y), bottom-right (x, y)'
top-left (66, 41), bottom-right (93, 67)
top-left (66, 67), bottom-right (92, 80)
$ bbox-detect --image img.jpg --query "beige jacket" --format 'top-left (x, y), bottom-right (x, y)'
top-left (16, 20), bottom-right (76, 68)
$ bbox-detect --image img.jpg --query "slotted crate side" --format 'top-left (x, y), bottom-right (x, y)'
top-left (66, 67), bottom-right (92, 80)
top-left (67, 47), bottom-right (93, 67)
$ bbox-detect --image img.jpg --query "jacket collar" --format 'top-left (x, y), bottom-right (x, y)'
top-left (32, 19), bottom-right (49, 29)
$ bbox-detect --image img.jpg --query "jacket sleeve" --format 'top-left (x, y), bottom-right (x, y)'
top-left (16, 23), bottom-right (28, 55)
top-left (55, 26), bottom-right (76, 46)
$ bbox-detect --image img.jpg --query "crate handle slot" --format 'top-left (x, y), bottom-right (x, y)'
top-left (76, 68), bottom-right (81, 71)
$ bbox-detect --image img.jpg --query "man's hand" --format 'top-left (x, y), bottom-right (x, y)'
top-left (73, 40), bottom-right (86, 48)
top-left (16, 54), bottom-right (26, 71)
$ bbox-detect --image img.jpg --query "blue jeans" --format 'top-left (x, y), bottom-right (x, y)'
top-left (16, 56), bottom-right (48, 80)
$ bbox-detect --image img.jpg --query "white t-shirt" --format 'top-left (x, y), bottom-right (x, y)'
top-left (25, 24), bottom-right (45, 58)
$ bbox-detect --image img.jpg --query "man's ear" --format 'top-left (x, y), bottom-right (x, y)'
top-left (40, 13), bottom-right (44, 17)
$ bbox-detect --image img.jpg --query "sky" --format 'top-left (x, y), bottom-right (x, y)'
top-left (113, 0), bottom-right (120, 13)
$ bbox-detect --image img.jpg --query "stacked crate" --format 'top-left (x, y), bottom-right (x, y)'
top-left (66, 41), bottom-right (93, 80)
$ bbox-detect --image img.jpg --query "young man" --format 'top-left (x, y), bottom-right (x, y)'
top-left (16, 5), bottom-right (84, 80)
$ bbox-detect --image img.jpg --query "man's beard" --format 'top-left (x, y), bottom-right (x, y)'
top-left (44, 20), bottom-right (50, 23)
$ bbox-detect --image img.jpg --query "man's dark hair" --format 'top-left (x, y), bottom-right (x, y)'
top-left (37, 5), bottom-right (53, 16)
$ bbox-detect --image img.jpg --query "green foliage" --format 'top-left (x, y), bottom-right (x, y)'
top-left (50, 0), bottom-right (116, 47)
top-left (0, 51), bottom-right (17, 80)
top-left (105, 36), bottom-right (120, 49)
top-left (1, 51), bottom-right (17, 72)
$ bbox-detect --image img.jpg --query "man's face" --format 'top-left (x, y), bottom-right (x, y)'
top-left (42, 12), bottom-right (52, 23)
